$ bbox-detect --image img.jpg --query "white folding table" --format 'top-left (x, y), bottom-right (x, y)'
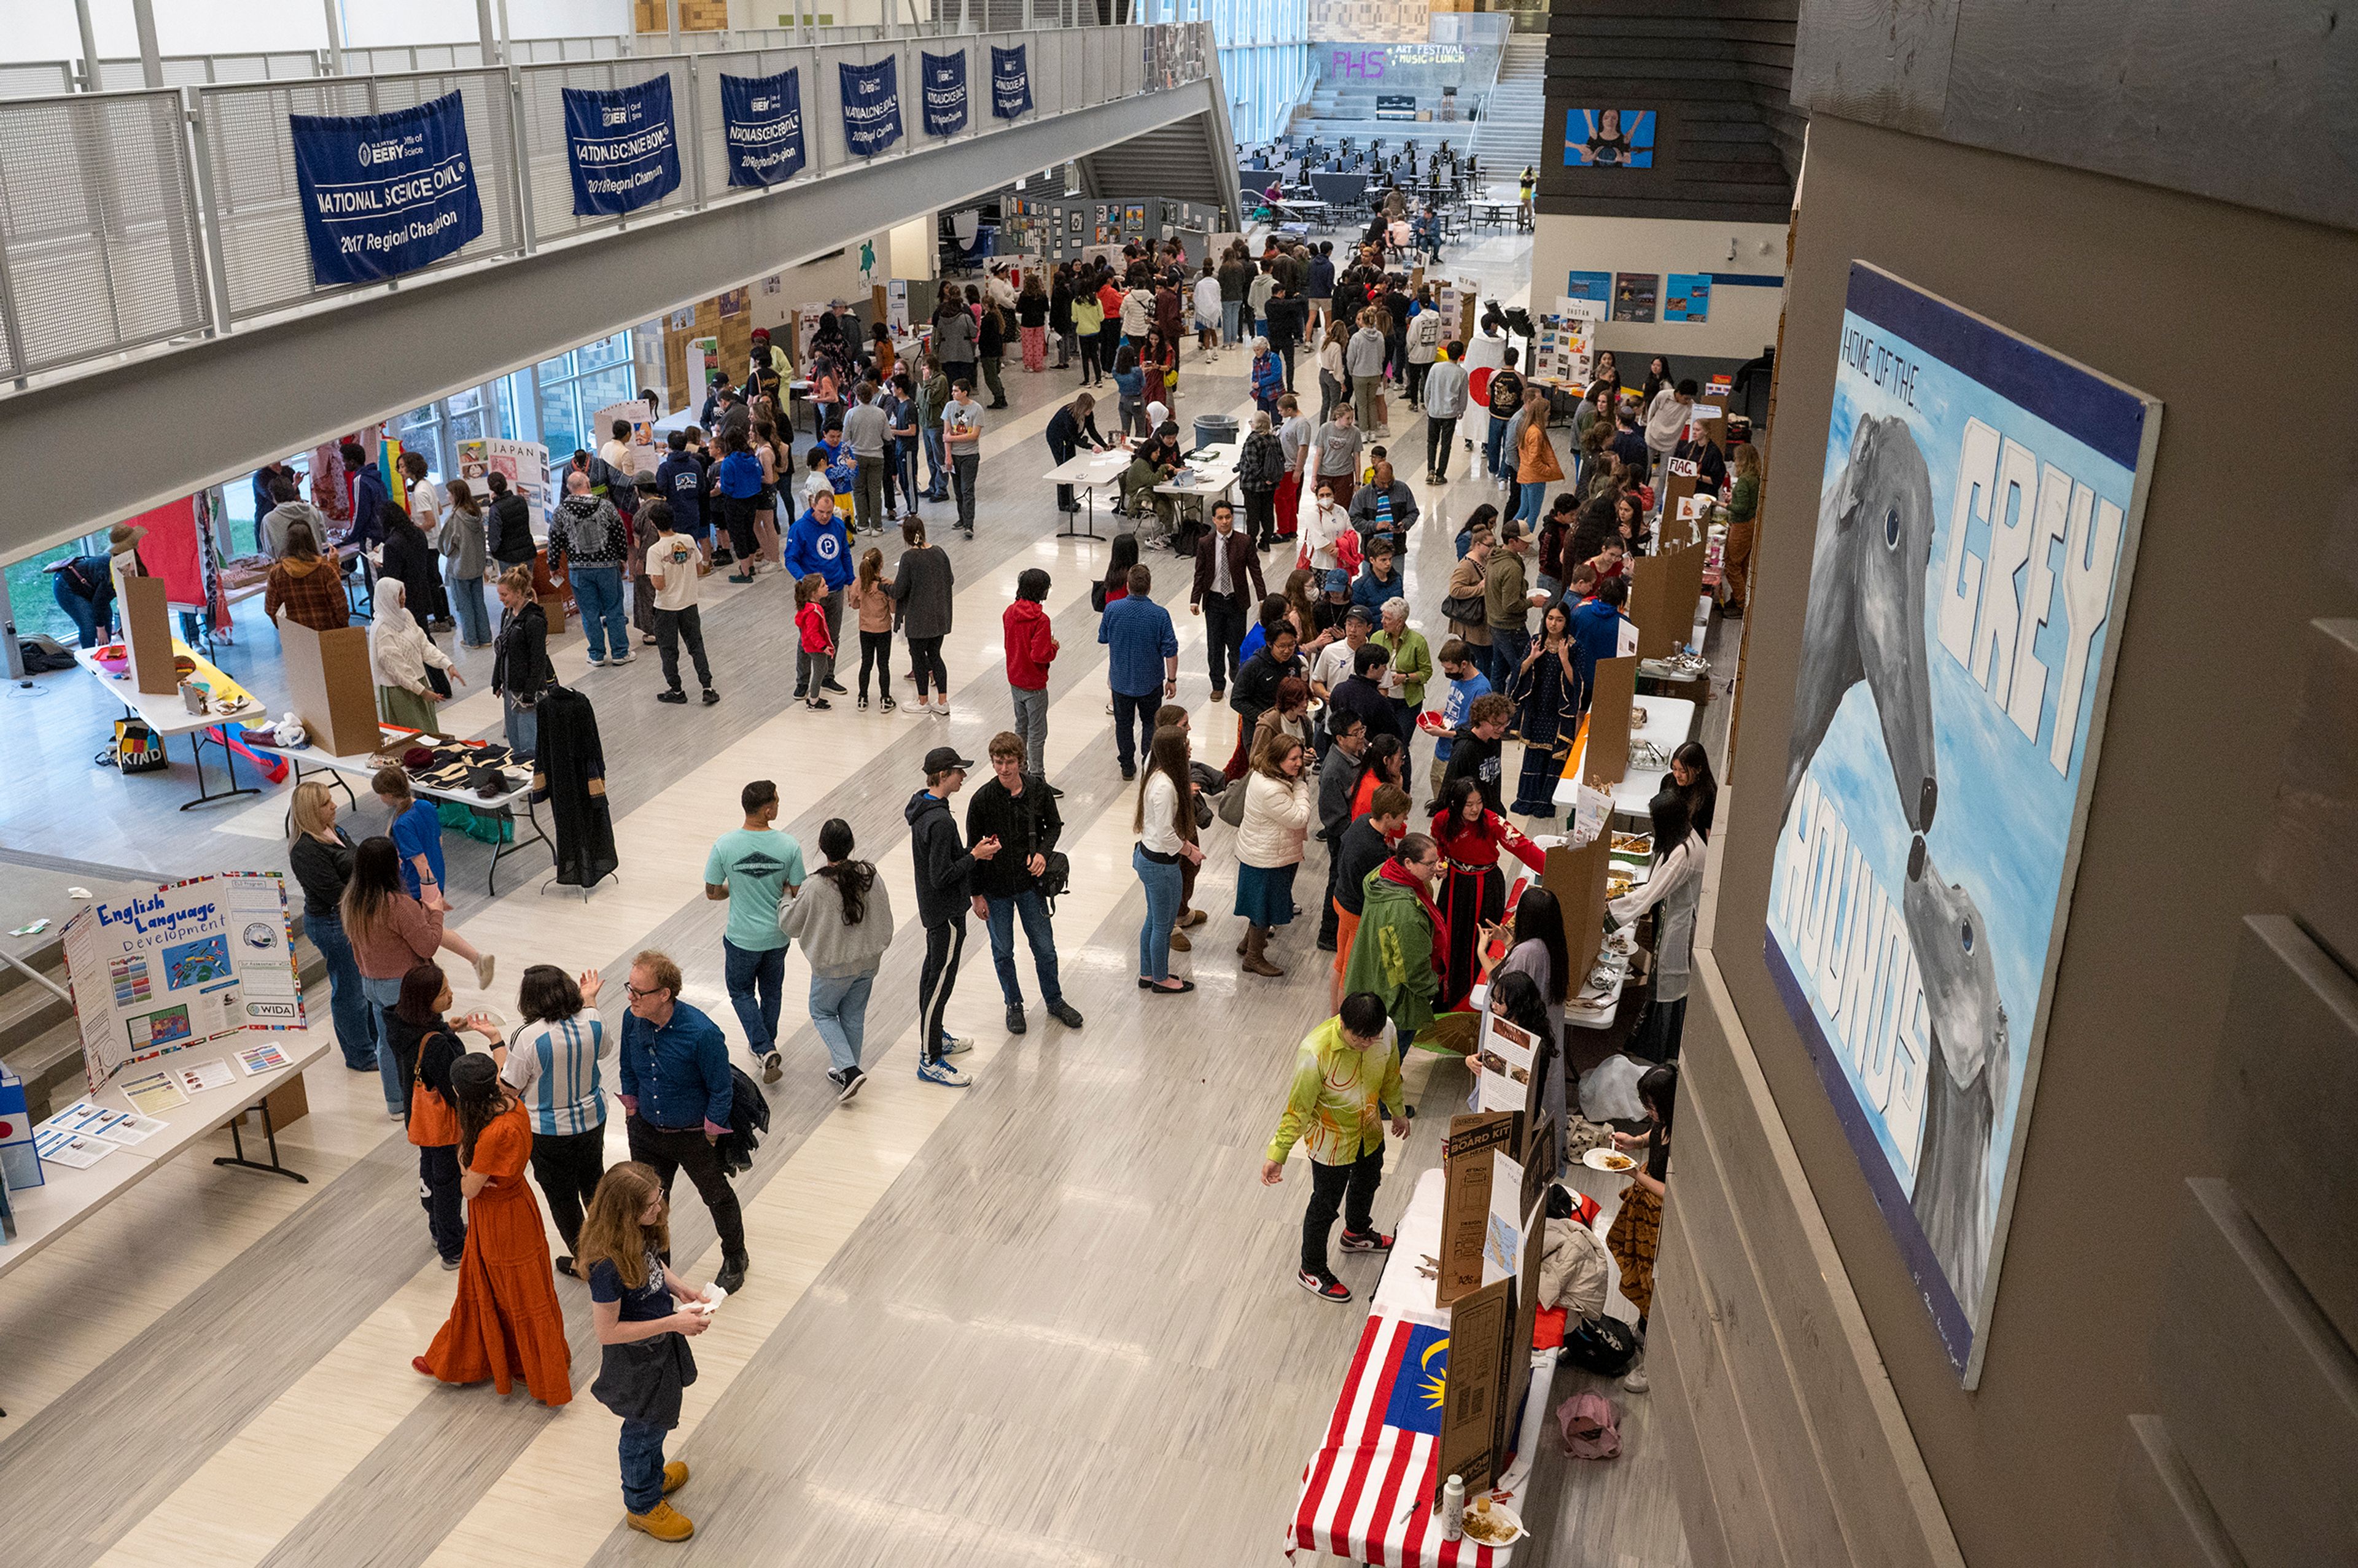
top-left (76, 646), bottom-right (270, 811)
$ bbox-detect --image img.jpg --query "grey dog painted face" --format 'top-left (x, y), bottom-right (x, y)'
top-left (1904, 834), bottom-right (2008, 1311)
top-left (1781, 412), bottom-right (1941, 836)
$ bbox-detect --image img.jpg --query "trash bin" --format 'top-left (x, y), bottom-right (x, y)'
top-left (1193, 413), bottom-right (1239, 451)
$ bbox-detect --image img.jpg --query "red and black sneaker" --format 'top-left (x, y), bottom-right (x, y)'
top-left (1297, 1268), bottom-right (1353, 1303)
top-left (1338, 1228), bottom-right (1396, 1254)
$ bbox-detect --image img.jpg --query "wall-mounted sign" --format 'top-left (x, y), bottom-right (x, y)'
top-left (1766, 262), bottom-right (2160, 1384)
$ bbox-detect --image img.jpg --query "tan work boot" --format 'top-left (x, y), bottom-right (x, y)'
top-left (628, 1501), bottom-right (694, 1542)
top-left (663, 1461), bottom-right (690, 1495)
top-left (1243, 926), bottom-right (1285, 977)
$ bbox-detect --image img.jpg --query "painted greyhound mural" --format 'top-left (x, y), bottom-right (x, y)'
top-left (1904, 834), bottom-right (2009, 1310)
top-left (1782, 412), bottom-right (1942, 837)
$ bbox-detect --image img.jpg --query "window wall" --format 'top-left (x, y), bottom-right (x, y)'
top-left (1207, 0), bottom-right (1312, 144)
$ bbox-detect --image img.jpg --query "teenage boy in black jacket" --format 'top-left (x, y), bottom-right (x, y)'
top-left (906, 746), bottom-right (1002, 1087)
top-left (964, 732), bottom-right (1086, 1037)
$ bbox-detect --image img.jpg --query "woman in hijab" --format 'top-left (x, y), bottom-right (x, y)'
top-left (368, 578), bottom-right (462, 734)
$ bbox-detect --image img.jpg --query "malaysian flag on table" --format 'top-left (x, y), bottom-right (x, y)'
top-left (1286, 1313), bottom-right (1512, 1566)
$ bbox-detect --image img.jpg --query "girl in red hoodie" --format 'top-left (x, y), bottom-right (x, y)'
top-left (1003, 567), bottom-right (1058, 775)
top-left (796, 573), bottom-right (836, 710)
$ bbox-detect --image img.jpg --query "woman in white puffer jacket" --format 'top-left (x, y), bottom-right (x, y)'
top-left (1232, 728), bottom-right (1314, 981)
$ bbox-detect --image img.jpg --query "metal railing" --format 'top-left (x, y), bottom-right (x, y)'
top-left (0, 23), bottom-right (1213, 387)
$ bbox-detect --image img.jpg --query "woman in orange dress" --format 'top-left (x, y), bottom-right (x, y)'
top-left (413, 1053), bottom-right (572, 1405)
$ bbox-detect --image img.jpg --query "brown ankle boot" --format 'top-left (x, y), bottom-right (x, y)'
top-left (1169, 927), bottom-right (1192, 953)
top-left (1243, 925), bottom-right (1285, 977)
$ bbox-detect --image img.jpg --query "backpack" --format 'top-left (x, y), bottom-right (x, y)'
top-left (1038, 850), bottom-right (1071, 907)
top-left (1555, 1391), bottom-right (1622, 1459)
top-left (1557, 1313), bottom-right (1641, 1377)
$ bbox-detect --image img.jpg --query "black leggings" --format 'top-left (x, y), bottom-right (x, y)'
top-left (907, 634), bottom-right (948, 699)
top-left (1079, 335), bottom-right (1101, 382)
top-left (859, 629), bottom-right (893, 699)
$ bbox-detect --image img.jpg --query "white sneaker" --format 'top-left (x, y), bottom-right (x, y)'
top-left (1622, 1355), bottom-right (1649, 1394)
top-left (473, 952), bottom-right (496, 991)
top-left (933, 701), bottom-right (951, 718)
top-left (939, 1035), bottom-right (975, 1055)
top-left (916, 1057), bottom-right (971, 1087)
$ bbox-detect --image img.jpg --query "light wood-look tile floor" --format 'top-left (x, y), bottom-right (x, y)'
top-left (0, 230), bottom-right (1690, 1568)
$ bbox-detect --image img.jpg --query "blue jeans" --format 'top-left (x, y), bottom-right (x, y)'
top-left (306, 909), bottom-right (378, 1072)
top-left (722, 937), bottom-right (785, 1061)
top-left (619, 1418), bottom-right (668, 1515)
top-left (570, 564), bottom-right (626, 662)
top-left (1134, 847), bottom-right (1184, 983)
top-left (984, 889), bottom-right (1064, 1009)
top-left (52, 575), bottom-right (109, 648)
top-left (922, 427), bottom-right (949, 497)
top-left (502, 688), bottom-right (538, 759)
top-left (809, 970), bottom-right (875, 1074)
top-left (1489, 626), bottom-right (1530, 693)
top-left (364, 973), bottom-right (405, 1116)
top-left (446, 559), bottom-right (491, 645)
top-left (1483, 414), bottom-right (1509, 476)
top-left (1221, 300), bottom-right (1242, 344)
top-left (1111, 688), bottom-right (1157, 774)
top-left (1516, 480), bottom-right (1548, 527)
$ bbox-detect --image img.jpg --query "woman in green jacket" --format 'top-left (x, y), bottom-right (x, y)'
top-left (1370, 597), bottom-right (1431, 742)
top-left (1339, 833), bottom-right (1447, 1052)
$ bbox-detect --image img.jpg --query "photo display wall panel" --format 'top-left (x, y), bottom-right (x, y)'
top-left (1764, 262), bottom-right (2160, 1384)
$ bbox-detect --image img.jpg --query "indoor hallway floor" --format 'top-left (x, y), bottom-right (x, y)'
top-left (0, 229), bottom-right (1692, 1568)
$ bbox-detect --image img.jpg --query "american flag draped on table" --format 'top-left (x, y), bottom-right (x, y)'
top-left (1285, 1313), bottom-right (1515, 1566)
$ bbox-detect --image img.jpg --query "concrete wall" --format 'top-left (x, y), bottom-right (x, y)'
top-left (1659, 110), bottom-right (2358, 1568)
top-left (1528, 212), bottom-right (1784, 365)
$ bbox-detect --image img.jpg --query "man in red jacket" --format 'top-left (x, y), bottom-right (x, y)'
top-left (1190, 500), bottom-right (1269, 700)
top-left (1002, 567), bottom-right (1059, 775)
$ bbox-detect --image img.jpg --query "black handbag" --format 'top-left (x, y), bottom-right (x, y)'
top-left (1441, 588), bottom-right (1487, 625)
top-left (1558, 1314), bottom-right (1641, 1376)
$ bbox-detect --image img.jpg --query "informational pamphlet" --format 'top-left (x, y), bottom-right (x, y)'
top-left (174, 1059), bottom-right (238, 1095)
top-left (119, 1070), bottom-right (190, 1116)
top-left (235, 1041), bottom-right (293, 1076)
top-left (31, 1128), bottom-right (114, 1170)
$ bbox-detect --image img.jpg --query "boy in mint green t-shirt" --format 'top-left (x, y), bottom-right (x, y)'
top-left (703, 780), bottom-right (806, 1081)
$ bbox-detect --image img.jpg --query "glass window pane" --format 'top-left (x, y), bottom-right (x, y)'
top-left (5, 542), bottom-right (84, 644)
top-left (577, 330), bottom-right (631, 369)
top-left (446, 386), bottom-right (483, 414)
top-left (495, 376), bottom-right (519, 440)
top-left (449, 408), bottom-right (486, 444)
top-left (540, 379), bottom-right (583, 459)
top-left (538, 351), bottom-right (576, 382)
top-left (575, 366), bottom-right (636, 424)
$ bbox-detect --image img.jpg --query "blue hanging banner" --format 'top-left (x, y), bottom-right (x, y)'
top-left (838, 56), bottom-right (903, 158)
top-left (989, 45), bottom-right (1033, 120)
top-left (562, 75), bottom-right (681, 217)
top-left (289, 91), bottom-right (484, 287)
top-left (720, 67), bottom-right (806, 187)
top-left (920, 50), bottom-right (968, 138)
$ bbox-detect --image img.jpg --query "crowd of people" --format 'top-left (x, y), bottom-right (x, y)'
top-left (228, 202), bottom-right (1755, 1540)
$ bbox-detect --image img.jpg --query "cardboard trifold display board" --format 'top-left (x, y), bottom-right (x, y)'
top-left (1582, 655), bottom-right (1638, 785)
top-left (278, 619), bottom-right (379, 756)
top-left (1433, 1276), bottom-right (1512, 1507)
top-left (1503, 1197), bottom-right (1549, 1468)
top-left (1541, 839), bottom-right (1612, 991)
top-left (121, 576), bottom-right (177, 695)
top-left (1437, 1111), bottom-right (1516, 1307)
top-left (1628, 541), bottom-right (1707, 659)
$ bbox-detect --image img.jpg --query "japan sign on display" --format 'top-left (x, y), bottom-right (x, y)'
top-left (919, 50), bottom-right (968, 138)
top-left (720, 67), bottom-right (807, 187)
top-left (1766, 262), bottom-right (2160, 1384)
top-left (838, 57), bottom-right (903, 158)
top-left (289, 91), bottom-right (484, 286)
top-left (60, 875), bottom-right (305, 1096)
top-left (562, 75), bottom-right (682, 217)
top-left (989, 44), bottom-right (1033, 119)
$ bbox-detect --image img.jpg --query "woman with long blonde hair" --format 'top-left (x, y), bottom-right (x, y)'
top-left (575, 1163), bottom-right (717, 1543)
top-left (287, 780), bottom-right (374, 1071)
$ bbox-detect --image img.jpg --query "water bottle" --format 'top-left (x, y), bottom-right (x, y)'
top-left (1441, 1475), bottom-right (1465, 1540)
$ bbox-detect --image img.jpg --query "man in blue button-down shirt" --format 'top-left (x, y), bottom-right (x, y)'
top-left (1096, 563), bottom-right (1179, 780)
top-left (618, 949), bottom-right (750, 1293)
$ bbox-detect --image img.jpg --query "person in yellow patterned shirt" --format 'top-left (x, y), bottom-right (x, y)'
top-left (1261, 992), bottom-right (1409, 1303)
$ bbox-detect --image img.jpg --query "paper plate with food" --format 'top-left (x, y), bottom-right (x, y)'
top-left (1583, 1147), bottom-right (1638, 1173)
top-left (1460, 1496), bottom-right (1524, 1546)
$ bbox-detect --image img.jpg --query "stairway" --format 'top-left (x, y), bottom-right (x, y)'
top-left (1469, 34), bottom-right (1548, 194)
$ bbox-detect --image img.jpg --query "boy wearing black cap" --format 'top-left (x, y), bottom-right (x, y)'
top-left (905, 747), bottom-right (1002, 1087)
